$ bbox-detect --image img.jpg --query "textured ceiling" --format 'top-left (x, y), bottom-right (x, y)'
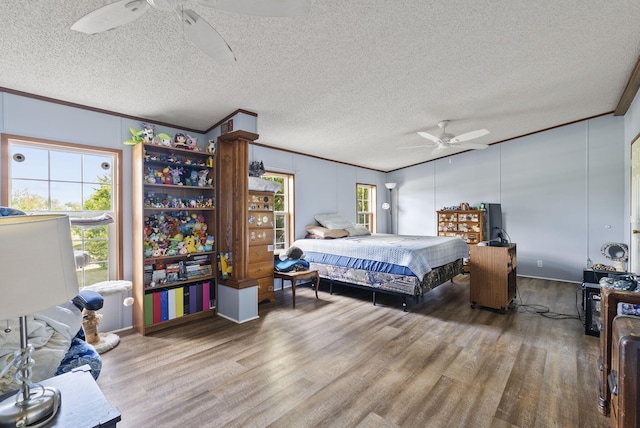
top-left (1, 1), bottom-right (639, 171)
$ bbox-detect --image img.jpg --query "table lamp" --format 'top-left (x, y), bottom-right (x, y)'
top-left (0, 214), bottom-right (79, 427)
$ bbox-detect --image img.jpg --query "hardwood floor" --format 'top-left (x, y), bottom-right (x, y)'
top-left (97, 276), bottom-right (610, 428)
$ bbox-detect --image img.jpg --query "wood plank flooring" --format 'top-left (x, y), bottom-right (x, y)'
top-left (97, 276), bottom-right (610, 428)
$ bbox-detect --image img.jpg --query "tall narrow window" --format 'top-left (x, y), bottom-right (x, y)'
top-left (262, 172), bottom-right (294, 253)
top-left (2, 135), bottom-right (122, 289)
top-left (357, 183), bottom-right (377, 233)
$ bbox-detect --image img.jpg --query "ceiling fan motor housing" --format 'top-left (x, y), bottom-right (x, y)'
top-left (146, 0), bottom-right (178, 11)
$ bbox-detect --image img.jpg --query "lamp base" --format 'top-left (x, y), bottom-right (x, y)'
top-left (0, 386), bottom-right (60, 428)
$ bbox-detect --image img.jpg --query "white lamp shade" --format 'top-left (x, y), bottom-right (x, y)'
top-left (0, 214), bottom-right (79, 319)
top-left (384, 182), bottom-right (397, 190)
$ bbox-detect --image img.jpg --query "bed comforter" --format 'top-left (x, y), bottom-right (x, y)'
top-left (293, 234), bottom-right (469, 279)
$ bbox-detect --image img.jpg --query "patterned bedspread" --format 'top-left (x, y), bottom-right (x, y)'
top-left (293, 234), bottom-right (469, 280)
top-left (310, 258), bottom-right (464, 297)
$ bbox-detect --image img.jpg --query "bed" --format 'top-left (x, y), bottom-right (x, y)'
top-left (292, 226), bottom-right (469, 311)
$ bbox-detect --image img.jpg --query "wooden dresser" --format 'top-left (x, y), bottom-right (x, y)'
top-left (247, 190), bottom-right (275, 303)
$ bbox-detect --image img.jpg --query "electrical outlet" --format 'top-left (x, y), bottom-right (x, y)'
top-left (537, 260), bottom-right (543, 267)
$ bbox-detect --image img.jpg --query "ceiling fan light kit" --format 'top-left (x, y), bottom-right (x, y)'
top-left (70, 0), bottom-right (311, 62)
top-left (147, 0), bottom-right (178, 11)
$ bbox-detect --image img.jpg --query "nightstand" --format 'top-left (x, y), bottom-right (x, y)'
top-left (0, 365), bottom-right (121, 427)
top-left (274, 269), bottom-right (320, 308)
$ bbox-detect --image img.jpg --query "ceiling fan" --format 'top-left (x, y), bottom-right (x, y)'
top-left (70, 0), bottom-right (311, 63)
top-left (402, 120), bottom-right (490, 156)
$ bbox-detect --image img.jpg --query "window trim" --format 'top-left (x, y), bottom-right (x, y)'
top-left (356, 183), bottom-right (377, 233)
top-left (1, 133), bottom-right (124, 281)
top-left (263, 171), bottom-right (295, 253)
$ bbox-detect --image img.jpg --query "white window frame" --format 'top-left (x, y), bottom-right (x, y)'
top-left (262, 172), bottom-right (294, 253)
top-left (356, 183), bottom-right (377, 233)
top-left (1, 134), bottom-right (123, 289)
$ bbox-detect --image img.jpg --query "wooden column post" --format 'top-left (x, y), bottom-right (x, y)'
top-left (216, 130), bottom-right (259, 290)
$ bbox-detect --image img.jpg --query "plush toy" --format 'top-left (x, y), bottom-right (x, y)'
top-left (219, 252), bottom-right (232, 279)
top-left (206, 140), bottom-right (216, 153)
top-left (140, 123), bottom-right (155, 144)
top-left (166, 240), bottom-right (179, 256)
top-left (169, 167), bottom-right (183, 185)
top-left (152, 133), bottom-right (173, 147)
top-left (275, 246), bottom-right (309, 272)
top-left (286, 246), bottom-right (304, 260)
top-left (197, 169), bottom-right (209, 187)
top-left (162, 167), bottom-right (171, 184)
top-left (204, 235), bottom-right (214, 252)
top-left (124, 127), bottom-right (146, 145)
top-left (174, 133), bottom-right (188, 149)
top-left (145, 167), bottom-right (157, 183)
top-left (249, 161), bottom-right (265, 177)
top-left (185, 170), bottom-right (198, 186)
top-left (186, 135), bottom-right (199, 151)
top-left (184, 236), bottom-right (197, 254)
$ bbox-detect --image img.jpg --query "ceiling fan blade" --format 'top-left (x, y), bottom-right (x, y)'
top-left (197, 0), bottom-right (311, 16)
top-left (71, 0), bottom-right (151, 34)
top-left (450, 129), bottom-right (489, 143)
top-left (431, 146), bottom-right (449, 156)
top-left (176, 8), bottom-right (236, 63)
top-left (454, 142), bottom-right (489, 150)
top-left (417, 131), bottom-right (441, 143)
top-left (397, 144), bottom-right (435, 149)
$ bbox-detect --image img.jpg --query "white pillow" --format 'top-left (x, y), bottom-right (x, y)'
top-left (314, 213), bottom-right (353, 230)
top-left (305, 225), bottom-right (349, 239)
top-left (346, 224), bottom-right (371, 236)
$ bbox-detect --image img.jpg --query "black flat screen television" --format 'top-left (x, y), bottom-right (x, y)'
top-left (486, 203), bottom-right (506, 245)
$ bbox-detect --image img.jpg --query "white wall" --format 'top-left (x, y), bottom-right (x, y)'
top-left (249, 144), bottom-right (388, 239)
top-left (388, 114), bottom-right (626, 282)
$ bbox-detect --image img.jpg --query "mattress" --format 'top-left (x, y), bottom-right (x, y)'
top-left (293, 233), bottom-right (469, 280)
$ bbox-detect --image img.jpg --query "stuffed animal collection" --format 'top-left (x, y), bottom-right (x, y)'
top-left (144, 193), bottom-right (214, 210)
top-left (143, 212), bottom-right (214, 259)
top-left (144, 165), bottom-right (211, 187)
top-left (124, 122), bottom-right (201, 151)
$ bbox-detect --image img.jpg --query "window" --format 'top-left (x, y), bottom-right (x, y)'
top-left (1, 135), bottom-right (122, 289)
top-left (356, 183), bottom-right (377, 233)
top-left (261, 172), bottom-right (294, 253)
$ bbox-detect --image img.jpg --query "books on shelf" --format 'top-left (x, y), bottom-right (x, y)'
top-left (143, 282), bottom-right (215, 326)
top-left (185, 256), bottom-right (212, 279)
top-left (144, 257), bottom-right (211, 287)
